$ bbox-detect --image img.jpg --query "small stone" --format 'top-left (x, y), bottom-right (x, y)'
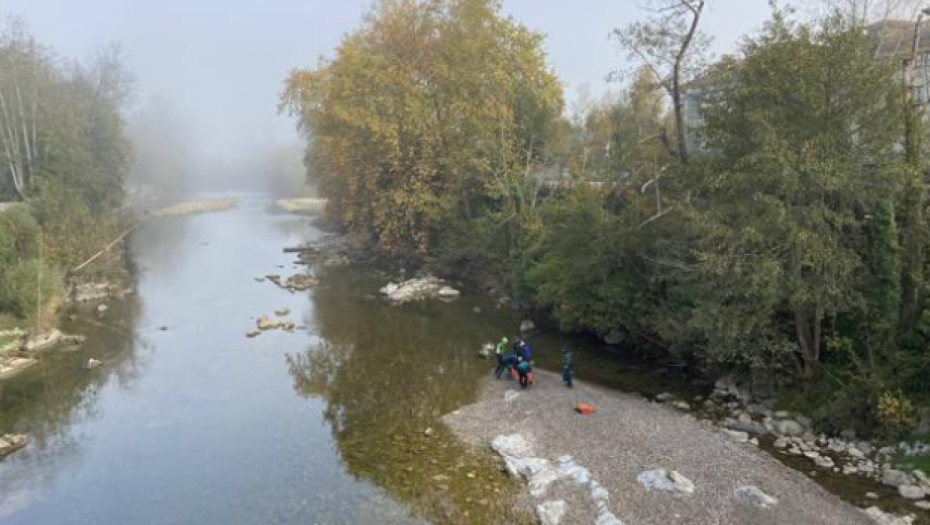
top-left (86, 358), bottom-right (103, 369)
top-left (865, 492), bottom-right (879, 500)
top-left (723, 429), bottom-right (749, 443)
top-left (274, 308), bottom-right (290, 317)
top-left (437, 286), bottom-right (461, 300)
top-left (655, 392), bottom-right (676, 403)
top-left (915, 501), bottom-right (930, 510)
top-left (504, 391), bottom-right (520, 403)
top-left (520, 320), bottom-right (536, 332)
top-left (96, 303), bottom-right (109, 314)
top-left (672, 401), bottom-right (691, 411)
top-left (424, 427), bottom-right (434, 437)
top-left (815, 456), bottom-right (835, 469)
top-left (246, 330), bottom-right (261, 338)
top-left (736, 485), bottom-right (778, 507)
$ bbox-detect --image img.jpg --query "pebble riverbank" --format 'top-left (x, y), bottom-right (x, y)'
top-left (444, 370), bottom-right (904, 525)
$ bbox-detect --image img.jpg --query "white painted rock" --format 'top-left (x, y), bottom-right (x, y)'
top-left (537, 500), bottom-right (567, 525)
top-left (637, 468), bottom-right (695, 495)
top-left (736, 486), bottom-right (778, 508)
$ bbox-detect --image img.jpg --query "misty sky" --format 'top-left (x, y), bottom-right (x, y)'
top-left (5, 0), bottom-right (774, 161)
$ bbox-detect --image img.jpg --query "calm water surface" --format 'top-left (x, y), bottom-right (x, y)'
top-left (0, 195), bottom-right (538, 525)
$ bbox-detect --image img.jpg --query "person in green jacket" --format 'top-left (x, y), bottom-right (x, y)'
top-left (494, 337), bottom-right (509, 379)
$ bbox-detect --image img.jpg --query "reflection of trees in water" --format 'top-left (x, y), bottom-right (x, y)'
top-left (284, 268), bottom-right (532, 525)
top-left (0, 293), bottom-right (145, 450)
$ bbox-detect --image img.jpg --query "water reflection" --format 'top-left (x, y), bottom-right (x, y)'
top-left (287, 266), bottom-right (533, 525)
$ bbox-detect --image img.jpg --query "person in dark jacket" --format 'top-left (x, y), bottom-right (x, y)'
top-left (561, 346), bottom-right (573, 388)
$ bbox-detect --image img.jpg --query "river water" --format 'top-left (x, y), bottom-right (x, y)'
top-left (0, 195), bottom-right (544, 525)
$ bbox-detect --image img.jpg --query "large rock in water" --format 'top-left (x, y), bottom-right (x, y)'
top-left (637, 468), bottom-right (695, 495)
top-left (380, 277), bottom-right (443, 304)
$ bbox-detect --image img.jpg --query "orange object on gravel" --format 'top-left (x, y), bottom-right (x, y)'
top-left (575, 403), bottom-right (595, 415)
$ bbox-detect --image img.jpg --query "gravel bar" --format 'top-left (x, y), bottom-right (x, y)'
top-left (443, 370), bottom-right (876, 525)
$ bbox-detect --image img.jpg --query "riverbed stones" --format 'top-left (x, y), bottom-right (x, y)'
top-left (637, 468), bottom-right (695, 495)
top-left (736, 485), bottom-right (778, 508)
top-left (863, 506), bottom-right (916, 525)
top-left (723, 429), bottom-right (749, 443)
top-left (774, 419), bottom-right (804, 437)
top-left (815, 456), bottom-right (835, 469)
top-left (0, 434), bottom-right (27, 457)
top-left (257, 316), bottom-right (278, 331)
top-left (536, 500), bottom-right (567, 525)
top-left (380, 277), bottom-right (444, 304)
top-left (898, 484), bottom-right (926, 499)
top-left (274, 308), bottom-right (290, 317)
top-left (86, 358), bottom-right (103, 369)
top-left (520, 320), bottom-right (535, 333)
top-left (884, 469), bottom-right (912, 488)
top-left (478, 343), bottom-right (493, 359)
top-left (915, 501), bottom-right (930, 510)
top-left (25, 329), bottom-right (63, 352)
top-left (437, 286), bottom-right (461, 300)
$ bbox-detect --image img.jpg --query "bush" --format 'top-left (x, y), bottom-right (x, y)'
top-left (0, 258), bottom-right (63, 322)
top-left (31, 182), bottom-right (126, 269)
top-left (0, 204), bottom-right (40, 267)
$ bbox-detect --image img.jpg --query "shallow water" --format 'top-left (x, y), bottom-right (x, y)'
top-left (0, 195), bottom-right (533, 525)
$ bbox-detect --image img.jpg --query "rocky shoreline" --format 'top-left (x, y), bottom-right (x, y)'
top-left (444, 371), bottom-right (921, 525)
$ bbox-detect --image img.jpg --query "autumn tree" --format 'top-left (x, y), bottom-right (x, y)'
top-left (281, 0), bottom-right (563, 263)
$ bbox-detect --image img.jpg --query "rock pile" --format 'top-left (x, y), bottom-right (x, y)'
top-left (490, 433), bottom-right (624, 525)
top-left (380, 276), bottom-right (461, 305)
top-left (651, 374), bottom-right (930, 516)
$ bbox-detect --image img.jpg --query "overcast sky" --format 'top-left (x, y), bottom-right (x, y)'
top-left (4, 0), bottom-right (775, 164)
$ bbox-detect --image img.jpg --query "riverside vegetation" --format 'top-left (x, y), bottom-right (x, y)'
top-left (282, 0), bottom-right (930, 442)
top-left (0, 16), bottom-right (133, 333)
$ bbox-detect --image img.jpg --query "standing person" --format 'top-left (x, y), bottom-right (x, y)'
top-left (516, 357), bottom-right (533, 389)
top-left (494, 337), bottom-right (509, 379)
top-left (561, 346), bottom-right (573, 388)
top-left (518, 340), bottom-right (532, 363)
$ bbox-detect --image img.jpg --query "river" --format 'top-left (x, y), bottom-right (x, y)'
top-left (3, 194), bottom-right (908, 525)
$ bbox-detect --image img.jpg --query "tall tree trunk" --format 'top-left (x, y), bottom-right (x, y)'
top-left (673, 0), bottom-right (704, 165)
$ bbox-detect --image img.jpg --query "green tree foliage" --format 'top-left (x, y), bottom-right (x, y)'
top-left (282, 0), bottom-right (563, 263)
top-left (0, 18), bottom-right (132, 213)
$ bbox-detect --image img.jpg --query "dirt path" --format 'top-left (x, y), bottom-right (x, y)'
top-left (444, 370), bottom-right (880, 525)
